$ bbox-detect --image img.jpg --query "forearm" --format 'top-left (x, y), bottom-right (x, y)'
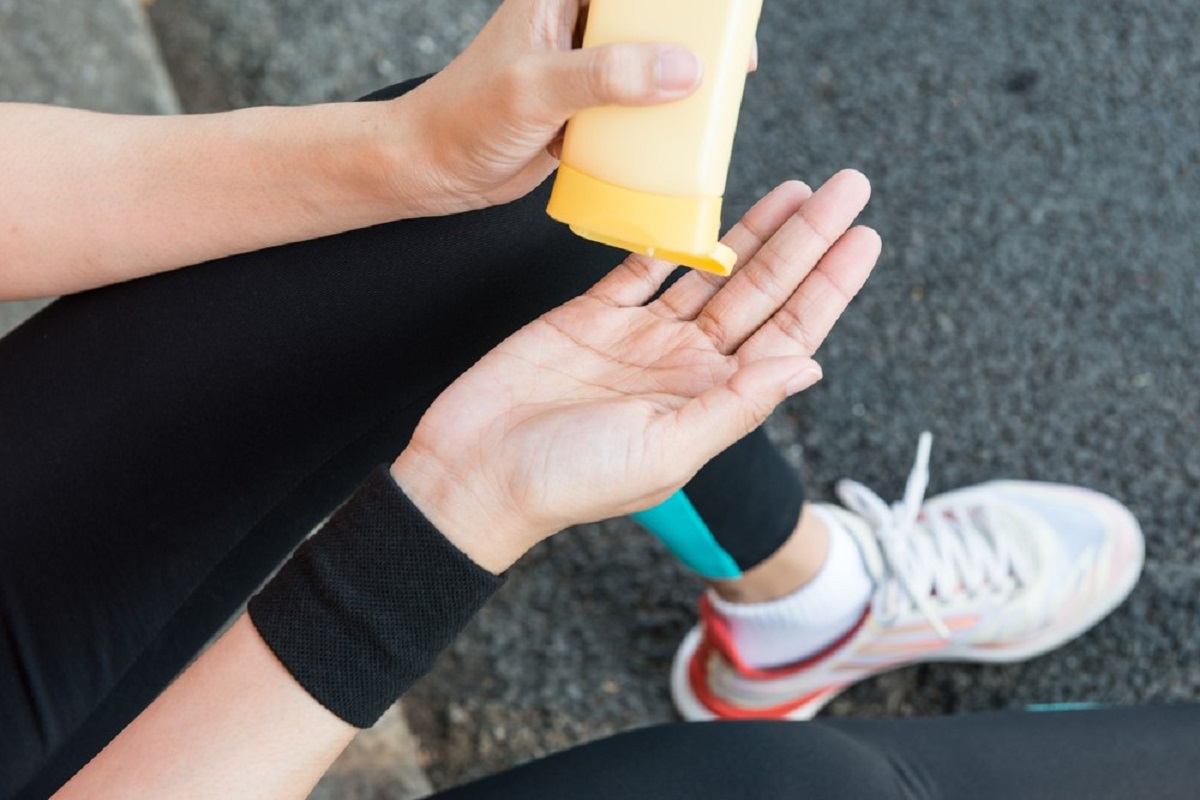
top-left (53, 615), bottom-right (357, 800)
top-left (0, 95), bottom-right (442, 299)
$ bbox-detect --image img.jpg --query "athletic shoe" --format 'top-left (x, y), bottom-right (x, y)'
top-left (671, 433), bottom-right (1144, 721)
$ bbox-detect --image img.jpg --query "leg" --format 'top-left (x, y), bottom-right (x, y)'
top-left (633, 428), bottom-right (806, 580)
top-left (428, 707), bottom-right (1200, 800)
top-left (0, 77), bottom-right (600, 795)
top-left (0, 77), bottom-right (809, 797)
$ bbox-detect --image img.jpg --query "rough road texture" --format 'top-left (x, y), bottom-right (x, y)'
top-left (111, 0), bottom-right (1200, 791)
top-left (147, 0), bottom-right (499, 111)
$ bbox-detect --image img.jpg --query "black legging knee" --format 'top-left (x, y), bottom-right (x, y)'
top-left (433, 708), bottom-right (1200, 800)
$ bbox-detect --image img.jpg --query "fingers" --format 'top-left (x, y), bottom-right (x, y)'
top-left (586, 252), bottom-right (677, 307)
top-left (530, 43), bottom-right (702, 121)
top-left (738, 225), bottom-right (882, 362)
top-left (694, 170), bottom-right (872, 354)
top-left (588, 180), bottom-right (812, 309)
top-left (669, 356), bottom-right (822, 474)
top-left (651, 181), bottom-right (812, 319)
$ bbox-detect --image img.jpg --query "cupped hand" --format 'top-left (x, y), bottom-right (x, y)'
top-left (403, 0), bottom-right (753, 213)
top-left (392, 170), bottom-right (880, 572)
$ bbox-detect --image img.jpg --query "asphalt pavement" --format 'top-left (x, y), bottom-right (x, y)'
top-left (145, 0), bottom-right (1200, 788)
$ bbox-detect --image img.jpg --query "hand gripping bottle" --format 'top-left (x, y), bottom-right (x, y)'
top-left (547, 0), bottom-right (764, 276)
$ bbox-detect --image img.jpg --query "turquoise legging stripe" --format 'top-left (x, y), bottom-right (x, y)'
top-left (631, 490), bottom-right (743, 580)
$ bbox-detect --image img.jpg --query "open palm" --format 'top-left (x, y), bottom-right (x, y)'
top-left (395, 171), bottom-right (880, 572)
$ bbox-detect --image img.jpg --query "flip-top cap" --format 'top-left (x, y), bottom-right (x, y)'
top-left (548, 164), bottom-right (736, 276)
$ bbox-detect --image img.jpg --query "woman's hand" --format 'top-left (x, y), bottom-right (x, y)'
top-left (400, 0), bottom-right (712, 213)
top-left (392, 171), bottom-right (879, 573)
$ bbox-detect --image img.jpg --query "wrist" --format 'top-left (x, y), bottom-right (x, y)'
top-left (252, 100), bottom-right (447, 229)
top-left (374, 88), bottom-right (469, 219)
top-left (390, 446), bottom-right (539, 575)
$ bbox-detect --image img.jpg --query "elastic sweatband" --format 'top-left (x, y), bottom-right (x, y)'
top-left (249, 466), bottom-right (504, 727)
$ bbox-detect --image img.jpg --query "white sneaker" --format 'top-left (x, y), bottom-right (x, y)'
top-left (671, 434), bottom-right (1144, 721)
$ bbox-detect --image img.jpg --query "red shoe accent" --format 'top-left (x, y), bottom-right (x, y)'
top-left (688, 637), bottom-right (841, 719)
top-left (685, 596), bottom-right (869, 720)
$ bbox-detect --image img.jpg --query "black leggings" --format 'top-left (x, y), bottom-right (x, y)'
top-left (0, 78), bottom-right (799, 798)
top-left (430, 709), bottom-right (1200, 799)
top-left (2, 77), bottom-right (1193, 798)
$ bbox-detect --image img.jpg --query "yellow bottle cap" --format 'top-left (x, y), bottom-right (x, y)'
top-left (547, 164), bottom-right (736, 276)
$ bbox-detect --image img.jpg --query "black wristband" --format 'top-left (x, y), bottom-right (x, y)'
top-left (248, 466), bottom-right (504, 727)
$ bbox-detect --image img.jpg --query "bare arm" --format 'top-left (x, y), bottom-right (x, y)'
top-left (0, 0), bottom-right (711, 301)
top-left (53, 615), bottom-right (357, 800)
top-left (0, 98), bottom-right (450, 300)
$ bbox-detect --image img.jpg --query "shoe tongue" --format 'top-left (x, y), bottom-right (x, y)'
top-left (818, 505), bottom-right (886, 581)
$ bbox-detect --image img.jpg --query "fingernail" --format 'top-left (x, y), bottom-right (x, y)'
top-left (786, 364), bottom-right (823, 394)
top-left (656, 48), bottom-right (702, 92)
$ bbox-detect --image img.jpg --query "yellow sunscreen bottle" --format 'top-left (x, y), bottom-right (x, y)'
top-left (547, 0), bottom-right (764, 276)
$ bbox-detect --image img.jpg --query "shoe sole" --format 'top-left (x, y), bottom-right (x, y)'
top-left (671, 495), bottom-right (1144, 721)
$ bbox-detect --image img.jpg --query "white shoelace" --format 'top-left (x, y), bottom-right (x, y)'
top-left (836, 433), bottom-right (1032, 639)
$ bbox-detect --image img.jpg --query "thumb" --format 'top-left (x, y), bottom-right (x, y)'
top-left (529, 43), bottom-right (702, 121)
top-left (671, 357), bottom-right (823, 474)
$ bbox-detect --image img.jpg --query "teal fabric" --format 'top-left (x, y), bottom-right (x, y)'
top-left (632, 490), bottom-right (743, 579)
top-left (1025, 702), bottom-right (1104, 713)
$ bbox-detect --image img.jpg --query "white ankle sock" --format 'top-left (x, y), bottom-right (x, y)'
top-left (709, 508), bottom-right (874, 669)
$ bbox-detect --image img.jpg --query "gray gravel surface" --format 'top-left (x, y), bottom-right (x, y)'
top-left (151, 0), bottom-right (1198, 790)
top-left (147, 0), bottom-right (501, 111)
top-left (0, 0), bottom-right (177, 112)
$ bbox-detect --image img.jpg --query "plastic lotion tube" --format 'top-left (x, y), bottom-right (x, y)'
top-left (547, 0), bottom-right (764, 275)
